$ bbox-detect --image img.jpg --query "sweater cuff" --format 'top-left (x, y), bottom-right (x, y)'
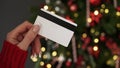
top-left (0, 40), bottom-right (28, 68)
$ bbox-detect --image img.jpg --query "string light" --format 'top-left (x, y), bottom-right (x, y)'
top-left (40, 61), bottom-right (45, 66)
top-left (100, 9), bottom-right (104, 13)
top-left (30, 55), bottom-right (38, 62)
top-left (87, 17), bottom-right (92, 23)
top-left (52, 51), bottom-right (57, 57)
top-left (94, 38), bottom-right (99, 43)
top-left (113, 55), bottom-right (118, 60)
top-left (41, 47), bottom-right (46, 52)
top-left (93, 46), bottom-right (98, 51)
top-left (94, 10), bottom-right (99, 15)
top-left (101, 4), bottom-right (105, 8)
top-left (66, 51), bottom-right (71, 56)
top-left (90, 28), bottom-right (95, 33)
top-left (43, 54), bottom-right (47, 59)
top-left (105, 9), bottom-right (109, 14)
top-left (55, 6), bottom-right (60, 12)
top-left (82, 33), bottom-right (87, 38)
top-left (74, 13), bottom-right (79, 17)
top-left (51, 11), bottom-right (55, 14)
top-left (46, 63), bottom-right (52, 68)
top-left (106, 59), bottom-right (114, 66)
top-left (44, 5), bottom-right (49, 10)
top-left (95, 31), bottom-right (100, 36)
top-left (78, 44), bottom-right (81, 48)
top-left (87, 65), bottom-right (91, 68)
top-left (116, 11), bottom-right (120, 16)
top-left (116, 23), bottom-right (120, 28)
top-left (43, 53), bottom-right (51, 59)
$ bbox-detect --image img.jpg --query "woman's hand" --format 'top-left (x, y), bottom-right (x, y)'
top-left (6, 21), bottom-right (41, 54)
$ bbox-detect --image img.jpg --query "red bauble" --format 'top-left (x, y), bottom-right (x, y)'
top-left (76, 56), bottom-right (84, 66)
top-left (89, 12), bottom-right (102, 27)
top-left (90, 0), bottom-right (101, 6)
top-left (65, 15), bottom-right (74, 22)
top-left (116, 6), bottom-right (120, 12)
top-left (100, 35), bottom-right (106, 42)
top-left (68, 0), bottom-right (73, 6)
top-left (70, 4), bottom-right (77, 12)
top-left (66, 61), bottom-right (71, 67)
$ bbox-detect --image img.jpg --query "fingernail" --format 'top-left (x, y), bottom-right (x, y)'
top-left (34, 53), bottom-right (37, 58)
top-left (39, 52), bottom-right (42, 58)
top-left (32, 25), bottom-right (40, 32)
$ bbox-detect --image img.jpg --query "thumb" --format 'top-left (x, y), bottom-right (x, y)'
top-left (18, 25), bottom-right (40, 51)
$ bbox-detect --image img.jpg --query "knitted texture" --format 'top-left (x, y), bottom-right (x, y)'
top-left (0, 41), bottom-right (28, 68)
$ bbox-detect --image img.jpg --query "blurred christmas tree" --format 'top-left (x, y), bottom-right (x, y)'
top-left (29, 0), bottom-right (120, 68)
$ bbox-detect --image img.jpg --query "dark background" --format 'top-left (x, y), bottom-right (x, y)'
top-left (0, 0), bottom-right (44, 68)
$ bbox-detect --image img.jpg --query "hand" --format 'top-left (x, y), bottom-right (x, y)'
top-left (6, 21), bottom-right (41, 55)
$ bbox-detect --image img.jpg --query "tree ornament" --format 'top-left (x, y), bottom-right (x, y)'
top-left (70, 4), bottom-right (78, 12)
top-left (100, 33), bottom-right (106, 42)
top-left (76, 55), bottom-right (84, 67)
top-left (89, 12), bottom-right (102, 26)
top-left (66, 58), bottom-right (72, 67)
top-left (68, 0), bottom-right (73, 6)
top-left (87, 46), bottom-right (100, 58)
top-left (65, 15), bottom-right (74, 22)
top-left (116, 6), bottom-right (120, 12)
top-left (90, 0), bottom-right (101, 6)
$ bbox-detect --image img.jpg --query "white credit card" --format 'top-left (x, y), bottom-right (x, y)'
top-left (34, 8), bottom-right (77, 47)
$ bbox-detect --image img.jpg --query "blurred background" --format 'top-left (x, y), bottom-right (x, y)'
top-left (1, 0), bottom-right (120, 68)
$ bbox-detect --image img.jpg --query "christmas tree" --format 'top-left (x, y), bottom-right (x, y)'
top-left (29, 0), bottom-right (120, 68)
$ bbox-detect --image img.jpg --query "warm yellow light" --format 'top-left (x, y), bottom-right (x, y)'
top-left (46, 63), bottom-right (52, 68)
top-left (94, 10), bottom-right (99, 15)
top-left (30, 55), bottom-right (38, 62)
top-left (106, 60), bottom-right (112, 65)
top-left (105, 9), bottom-right (109, 14)
top-left (66, 51), bottom-right (71, 56)
top-left (95, 31), bottom-right (100, 36)
top-left (94, 38), bottom-right (99, 43)
top-left (41, 47), bottom-right (46, 52)
top-left (40, 61), bottom-right (44, 66)
top-left (101, 4), bottom-right (105, 8)
top-left (117, 23), bottom-right (120, 28)
top-left (82, 33), bottom-right (87, 38)
top-left (113, 55), bottom-right (118, 60)
top-left (116, 11), bottom-right (120, 16)
top-left (78, 44), bottom-right (81, 48)
top-left (87, 65), bottom-right (91, 68)
top-left (93, 46), bottom-right (98, 51)
top-left (52, 51), bottom-right (57, 56)
top-left (43, 54), bottom-right (47, 59)
top-left (74, 13), bottom-right (78, 17)
top-left (87, 18), bottom-right (92, 23)
top-left (100, 9), bottom-right (104, 13)
top-left (51, 11), bottom-right (55, 14)
top-left (44, 5), bottom-right (49, 10)
top-left (90, 28), bottom-right (95, 33)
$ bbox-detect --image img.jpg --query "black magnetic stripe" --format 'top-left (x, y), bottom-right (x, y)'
top-left (38, 10), bottom-right (76, 31)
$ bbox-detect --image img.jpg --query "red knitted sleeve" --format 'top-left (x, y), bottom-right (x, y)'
top-left (0, 40), bottom-right (28, 68)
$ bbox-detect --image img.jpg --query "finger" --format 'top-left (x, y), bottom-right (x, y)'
top-left (33, 36), bottom-right (41, 54)
top-left (31, 42), bottom-right (35, 55)
top-left (18, 25), bottom-right (40, 51)
top-left (10, 21), bottom-right (33, 37)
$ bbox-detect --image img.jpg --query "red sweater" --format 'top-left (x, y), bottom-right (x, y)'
top-left (0, 41), bottom-right (28, 68)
